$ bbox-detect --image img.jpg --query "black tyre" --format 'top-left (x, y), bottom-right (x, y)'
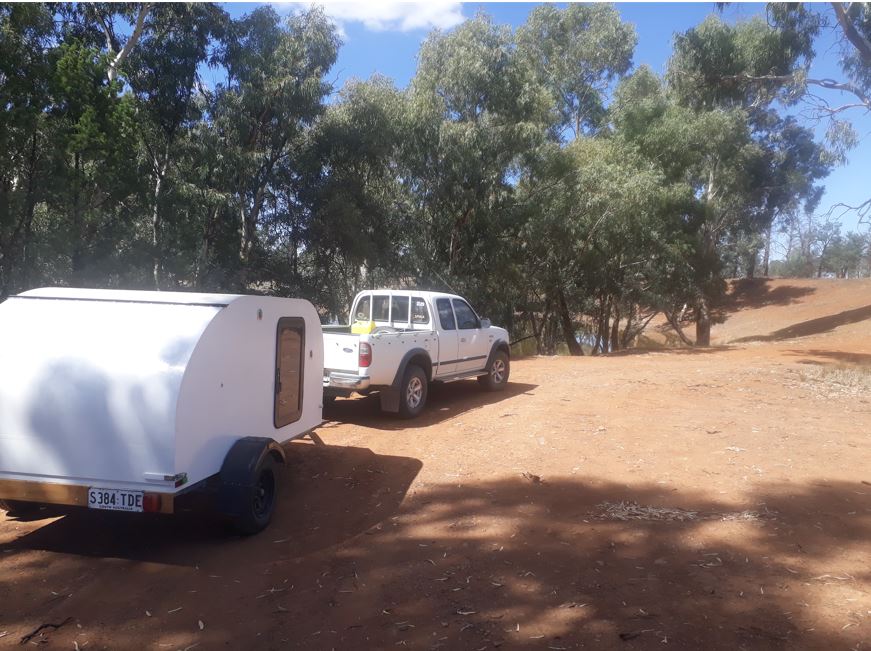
top-left (323, 395), bottom-right (337, 407)
top-left (231, 454), bottom-right (279, 535)
top-left (398, 365), bottom-right (428, 419)
top-left (478, 350), bottom-right (510, 391)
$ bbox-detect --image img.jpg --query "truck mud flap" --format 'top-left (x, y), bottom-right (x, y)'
top-left (380, 387), bottom-right (401, 413)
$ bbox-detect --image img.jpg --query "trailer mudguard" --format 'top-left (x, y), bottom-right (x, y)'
top-left (217, 437), bottom-right (285, 516)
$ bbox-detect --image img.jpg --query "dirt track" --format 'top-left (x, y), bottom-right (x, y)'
top-left (2, 278), bottom-right (870, 650)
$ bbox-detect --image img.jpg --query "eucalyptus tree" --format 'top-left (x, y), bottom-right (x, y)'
top-left (516, 3), bottom-right (636, 138)
top-left (0, 4), bottom-right (54, 297)
top-left (658, 15), bottom-right (830, 344)
top-left (125, 3), bottom-right (228, 288)
top-left (513, 4), bottom-right (638, 350)
top-left (770, 3), bottom-right (871, 225)
top-left (46, 25), bottom-right (142, 287)
top-left (517, 135), bottom-right (675, 354)
top-left (403, 14), bottom-right (551, 319)
top-left (297, 76), bottom-right (413, 316)
top-left (213, 6), bottom-right (339, 289)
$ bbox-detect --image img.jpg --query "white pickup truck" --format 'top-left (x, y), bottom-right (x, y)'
top-left (323, 290), bottom-right (511, 417)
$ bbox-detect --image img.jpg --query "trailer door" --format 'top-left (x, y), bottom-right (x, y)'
top-left (275, 317), bottom-right (305, 428)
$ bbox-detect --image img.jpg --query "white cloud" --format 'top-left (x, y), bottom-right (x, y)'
top-left (287, 2), bottom-right (465, 33)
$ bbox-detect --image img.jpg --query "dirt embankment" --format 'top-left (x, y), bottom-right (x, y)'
top-left (1, 278), bottom-right (870, 650)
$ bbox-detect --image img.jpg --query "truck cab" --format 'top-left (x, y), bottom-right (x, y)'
top-left (323, 290), bottom-right (511, 417)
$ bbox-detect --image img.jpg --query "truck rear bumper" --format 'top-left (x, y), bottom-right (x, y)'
top-left (324, 372), bottom-right (371, 391)
top-left (0, 478), bottom-right (175, 514)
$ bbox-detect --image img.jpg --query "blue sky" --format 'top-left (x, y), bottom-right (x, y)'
top-left (223, 2), bottom-right (869, 237)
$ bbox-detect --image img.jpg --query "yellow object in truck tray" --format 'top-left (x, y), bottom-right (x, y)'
top-left (351, 320), bottom-right (375, 334)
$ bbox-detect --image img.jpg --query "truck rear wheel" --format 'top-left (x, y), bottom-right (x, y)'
top-left (399, 365), bottom-right (428, 419)
top-left (479, 350), bottom-right (510, 391)
top-left (230, 454), bottom-right (279, 535)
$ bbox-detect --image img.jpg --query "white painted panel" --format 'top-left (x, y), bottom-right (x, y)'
top-left (0, 289), bottom-right (324, 493)
top-left (174, 296), bottom-right (324, 486)
top-left (0, 295), bottom-right (218, 486)
top-left (323, 333), bottom-right (359, 372)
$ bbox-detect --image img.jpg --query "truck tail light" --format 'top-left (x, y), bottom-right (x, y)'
top-left (359, 342), bottom-right (372, 368)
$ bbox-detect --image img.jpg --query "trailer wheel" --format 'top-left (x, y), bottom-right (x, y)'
top-left (399, 365), bottom-right (428, 419)
top-left (478, 350), bottom-right (510, 391)
top-left (230, 454), bottom-right (279, 536)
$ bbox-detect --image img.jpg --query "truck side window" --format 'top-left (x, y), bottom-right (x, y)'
top-left (373, 295), bottom-right (390, 321)
top-left (452, 299), bottom-right (480, 330)
top-left (436, 298), bottom-right (456, 331)
top-left (354, 296), bottom-right (371, 322)
top-left (391, 296), bottom-right (409, 324)
top-left (412, 297), bottom-right (429, 325)
top-left (275, 317), bottom-right (305, 428)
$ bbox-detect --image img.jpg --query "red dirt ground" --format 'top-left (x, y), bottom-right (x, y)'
top-left (1, 278), bottom-right (870, 650)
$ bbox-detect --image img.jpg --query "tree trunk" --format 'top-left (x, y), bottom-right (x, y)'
top-left (666, 309), bottom-right (695, 347)
top-left (195, 204), bottom-right (218, 288)
top-left (695, 297), bottom-right (711, 347)
top-left (70, 152), bottom-right (85, 280)
top-left (610, 303), bottom-right (620, 352)
top-left (594, 294), bottom-right (610, 354)
top-left (556, 287), bottom-right (583, 356)
top-left (763, 221), bottom-right (772, 276)
top-left (151, 166), bottom-right (164, 290)
top-left (238, 191), bottom-right (263, 290)
top-left (746, 248), bottom-right (757, 279)
top-left (620, 303), bottom-right (636, 349)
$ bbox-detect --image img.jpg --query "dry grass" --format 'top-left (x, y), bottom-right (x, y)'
top-left (596, 501), bottom-right (764, 523)
top-left (797, 364), bottom-right (871, 394)
top-left (596, 501), bottom-right (699, 522)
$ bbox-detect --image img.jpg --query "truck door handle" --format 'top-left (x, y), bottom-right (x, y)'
top-left (460, 338), bottom-right (466, 343)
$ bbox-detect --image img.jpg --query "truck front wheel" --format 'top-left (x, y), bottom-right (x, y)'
top-left (479, 350), bottom-right (510, 391)
top-left (399, 365), bottom-right (428, 418)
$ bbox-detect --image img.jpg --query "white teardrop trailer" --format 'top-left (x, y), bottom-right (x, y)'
top-left (0, 288), bottom-right (324, 534)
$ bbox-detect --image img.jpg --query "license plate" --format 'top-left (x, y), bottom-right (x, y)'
top-left (87, 488), bottom-right (144, 512)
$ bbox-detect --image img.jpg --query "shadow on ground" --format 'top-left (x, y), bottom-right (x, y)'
top-left (610, 345), bottom-right (735, 357)
top-left (787, 348), bottom-right (871, 366)
top-left (1, 447), bottom-right (868, 649)
top-left (322, 380), bottom-right (538, 430)
top-left (2, 442), bottom-right (422, 565)
top-left (724, 278), bottom-right (817, 311)
top-left (733, 304), bottom-right (871, 343)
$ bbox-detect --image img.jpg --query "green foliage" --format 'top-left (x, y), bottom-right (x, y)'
top-left (0, 3), bottom-right (852, 352)
top-left (517, 4), bottom-right (636, 136)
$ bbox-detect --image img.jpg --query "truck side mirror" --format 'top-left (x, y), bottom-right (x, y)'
top-left (480, 318), bottom-right (491, 329)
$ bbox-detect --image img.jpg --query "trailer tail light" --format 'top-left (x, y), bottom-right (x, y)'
top-left (143, 493), bottom-right (162, 513)
top-left (359, 342), bottom-right (372, 368)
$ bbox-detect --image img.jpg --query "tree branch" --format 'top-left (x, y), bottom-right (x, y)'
top-left (832, 2), bottom-right (871, 65)
top-left (107, 3), bottom-right (151, 83)
top-left (717, 72), bottom-right (871, 110)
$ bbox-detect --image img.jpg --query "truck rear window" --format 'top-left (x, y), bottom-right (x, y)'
top-left (354, 296), bottom-right (371, 321)
top-left (391, 296), bottom-right (409, 323)
top-left (373, 295), bottom-right (390, 321)
top-left (412, 297), bottom-right (429, 324)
